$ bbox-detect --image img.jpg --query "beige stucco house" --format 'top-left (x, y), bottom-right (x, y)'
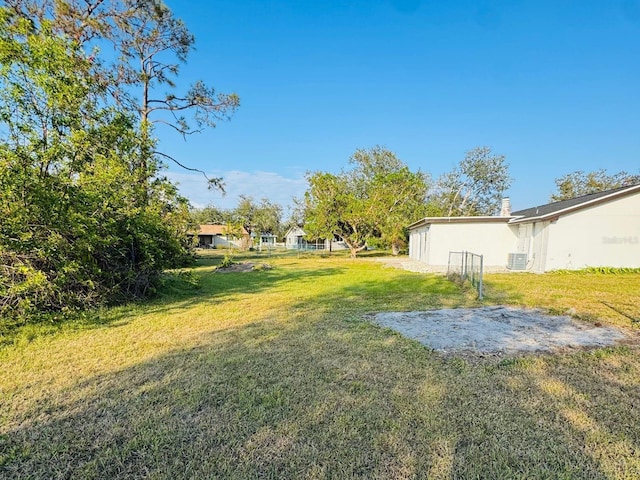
top-left (408, 184), bottom-right (640, 273)
top-left (195, 224), bottom-right (250, 249)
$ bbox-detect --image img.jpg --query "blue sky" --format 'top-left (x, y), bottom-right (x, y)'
top-left (158, 0), bottom-right (640, 214)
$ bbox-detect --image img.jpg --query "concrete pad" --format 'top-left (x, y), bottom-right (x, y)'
top-left (372, 306), bottom-right (629, 356)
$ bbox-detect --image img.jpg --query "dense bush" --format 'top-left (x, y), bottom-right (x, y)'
top-left (0, 9), bottom-right (193, 326)
top-left (0, 114), bottom-right (194, 323)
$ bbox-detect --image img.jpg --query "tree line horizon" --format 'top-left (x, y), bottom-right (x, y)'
top-left (191, 147), bottom-right (640, 258)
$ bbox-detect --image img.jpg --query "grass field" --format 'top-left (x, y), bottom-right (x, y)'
top-left (1, 250), bottom-right (639, 479)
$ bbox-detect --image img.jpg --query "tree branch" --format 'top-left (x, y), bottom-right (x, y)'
top-left (153, 150), bottom-right (224, 192)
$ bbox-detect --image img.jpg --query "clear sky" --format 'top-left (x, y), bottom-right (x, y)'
top-left (158, 0), bottom-right (640, 215)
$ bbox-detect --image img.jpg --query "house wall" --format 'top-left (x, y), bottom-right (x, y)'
top-left (409, 222), bottom-right (518, 269)
top-left (212, 235), bottom-right (234, 248)
top-left (409, 191), bottom-right (640, 273)
top-left (409, 225), bottom-right (429, 261)
top-left (285, 234), bottom-right (305, 247)
top-left (199, 234), bottom-right (250, 249)
top-left (543, 193), bottom-right (640, 270)
top-left (513, 221), bottom-right (551, 273)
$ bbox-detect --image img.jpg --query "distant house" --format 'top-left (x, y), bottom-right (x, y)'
top-left (250, 232), bottom-right (278, 250)
top-left (284, 227), bottom-right (348, 251)
top-left (408, 184), bottom-right (640, 273)
top-left (285, 227), bottom-right (307, 249)
top-left (195, 224), bottom-right (250, 249)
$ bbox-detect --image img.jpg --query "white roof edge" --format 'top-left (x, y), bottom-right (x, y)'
top-left (508, 184), bottom-right (640, 224)
top-left (408, 216), bottom-right (514, 229)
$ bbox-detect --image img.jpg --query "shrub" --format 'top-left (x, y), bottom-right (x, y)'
top-left (219, 254), bottom-right (236, 269)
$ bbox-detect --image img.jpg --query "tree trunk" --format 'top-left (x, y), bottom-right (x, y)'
top-left (344, 239), bottom-right (367, 258)
top-left (391, 240), bottom-right (401, 256)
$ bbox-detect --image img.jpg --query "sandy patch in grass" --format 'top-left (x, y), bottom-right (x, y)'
top-left (372, 306), bottom-right (632, 357)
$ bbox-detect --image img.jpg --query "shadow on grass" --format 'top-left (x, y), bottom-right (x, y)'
top-left (3, 311), bottom-right (637, 479)
top-left (288, 273), bottom-right (476, 317)
top-left (0, 262), bottom-right (346, 348)
top-left (194, 248), bottom-right (350, 265)
top-left (2, 254), bottom-right (469, 348)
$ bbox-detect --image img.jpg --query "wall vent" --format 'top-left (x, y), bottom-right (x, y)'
top-left (507, 253), bottom-right (528, 270)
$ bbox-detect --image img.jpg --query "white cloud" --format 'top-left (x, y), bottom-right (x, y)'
top-left (165, 170), bottom-right (307, 212)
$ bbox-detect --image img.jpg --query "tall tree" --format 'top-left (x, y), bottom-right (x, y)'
top-left (253, 199), bottom-right (283, 237)
top-left (304, 146), bottom-right (429, 257)
top-left (430, 146), bottom-right (512, 216)
top-left (0, 13), bottom-right (189, 318)
top-left (0, 1), bottom-right (233, 324)
top-left (304, 172), bottom-right (360, 252)
top-left (232, 196), bottom-right (282, 237)
top-left (4, 0), bottom-right (239, 189)
top-left (550, 169), bottom-right (640, 202)
top-left (232, 195), bottom-right (257, 236)
top-left (350, 147), bottom-right (430, 254)
top-left (112, 0), bottom-right (239, 189)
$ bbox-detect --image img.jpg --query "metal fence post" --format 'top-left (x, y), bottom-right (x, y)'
top-left (478, 254), bottom-right (484, 299)
top-left (462, 251), bottom-right (466, 277)
top-left (447, 250), bottom-right (484, 299)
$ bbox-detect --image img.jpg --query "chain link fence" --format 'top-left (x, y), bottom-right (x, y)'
top-left (447, 251), bottom-right (484, 299)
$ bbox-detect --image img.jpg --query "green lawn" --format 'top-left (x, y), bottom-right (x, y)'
top-left (1, 251), bottom-right (639, 479)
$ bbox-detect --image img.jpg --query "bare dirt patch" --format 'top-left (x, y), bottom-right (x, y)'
top-left (372, 306), bottom-right (631, 357)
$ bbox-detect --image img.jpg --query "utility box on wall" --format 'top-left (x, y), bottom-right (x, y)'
top-left (507, 253), bottom-right (528, 270)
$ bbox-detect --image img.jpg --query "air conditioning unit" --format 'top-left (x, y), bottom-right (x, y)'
top-left (507, 253), bottom-right (528, 270)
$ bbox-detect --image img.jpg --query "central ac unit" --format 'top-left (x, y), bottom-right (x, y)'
top-left (507, 253), bottom-right (528, 270)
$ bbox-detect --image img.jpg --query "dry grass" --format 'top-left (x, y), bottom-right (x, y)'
top-left (1, 251), bottom-right (639, 479)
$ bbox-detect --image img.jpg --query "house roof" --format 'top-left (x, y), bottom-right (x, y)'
top-left (408, 216), bottom-right (512, 229)
top-left (408, 183), bottom-right (640, 229)
top-left (198, 224), bottom-right (249, 236)
top-left (509, 183), bottom-right (640, 224)
top-left (285, 226), bottom-right (306, 236)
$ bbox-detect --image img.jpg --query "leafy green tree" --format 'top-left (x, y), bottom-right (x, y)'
top-left (430, 146), bottom-right (512, 216)
top-left (231, 196), bottom-right (282, 237)
top-left (5, 0), bottom-right (239, 189)
top-left (304, 172), bottom-right (358, 253)
top-left (189, 205), bottom-right (230, 225)
top-left (111, 0), bottom-right (239, 189)
top-left (0, 2), bottom-right (217, 325)
top-left (304, 146), bottom-right (429, 257)
top-left (232, 195), bottom-right (258, 236)
top-left (550, 169), bottom-right (640, 202)
top-left (253, 199), bottom-right (283, 237)
top-left (350, 147), bottom-right (430, 254)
